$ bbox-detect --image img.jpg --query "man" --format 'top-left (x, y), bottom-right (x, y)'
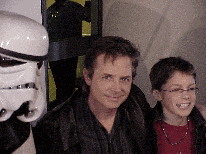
top-left (33, 36), bottom-right (150, 154)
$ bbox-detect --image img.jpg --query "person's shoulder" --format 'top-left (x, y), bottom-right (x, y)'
top-left (129, 84), bottom-right (150, 109)
top-left (190, 106), bottom-right (206, 126)
top-left (35, 100), bottom-right (71, 128)
top-left (195, 103), bottom-right (206, 121)
top-left (35, 106), bottom-right (62, 128)
top-left (36, 89), bottom-right (83, 126)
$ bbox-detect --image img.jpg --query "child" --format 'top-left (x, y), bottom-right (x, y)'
top-left (147, 57), bottom-right (205, 154)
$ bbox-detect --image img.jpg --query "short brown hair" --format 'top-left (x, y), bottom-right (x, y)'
top-left (149, 57), bottom-right (196, 91)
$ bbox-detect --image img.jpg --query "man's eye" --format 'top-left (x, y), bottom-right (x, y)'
top-left (121, 78), bottom-right (127, 81)
top-left (103, 76), bottom-right (110, 79)
top-left (121, 78), bottom-right (131, 82)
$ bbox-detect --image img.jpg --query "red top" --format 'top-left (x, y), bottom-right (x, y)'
top-left (154, 119), bottom-right (195, 154)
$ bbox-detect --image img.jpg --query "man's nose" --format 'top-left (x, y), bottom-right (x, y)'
top-left (112, 80), bottom-right (122, 92)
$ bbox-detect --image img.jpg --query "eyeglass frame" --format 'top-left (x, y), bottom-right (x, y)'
top-left (161, 87), bottom-right (199, 95)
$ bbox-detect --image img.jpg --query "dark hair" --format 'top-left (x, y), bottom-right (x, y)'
top-left (149, 57), bottom-right (196, 91)
top-left (82, 36), bottom-right (140, 95)
top-left (84, 36), bottom-right (140, 78)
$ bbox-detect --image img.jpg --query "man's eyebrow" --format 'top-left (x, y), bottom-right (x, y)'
top-left (121, 75), bottom-right (132, 79)
top-left (103, 73), bottom-right (112, 76)
top-left (102, 74), bottom-right (132, 78)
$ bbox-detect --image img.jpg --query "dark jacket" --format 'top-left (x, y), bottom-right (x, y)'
top-left (145, 102), bottom-right (206, 154)
top-left (33, 84), bottom-right (151, 154)
top-left (0, 115), bottom-right (30, 154)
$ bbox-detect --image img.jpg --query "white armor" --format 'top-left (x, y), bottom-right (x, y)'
top-left (0, 10), bottom-right (49, 122)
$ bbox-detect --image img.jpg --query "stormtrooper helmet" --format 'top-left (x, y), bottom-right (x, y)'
top-left (0, 11), bottom-right (49, 122)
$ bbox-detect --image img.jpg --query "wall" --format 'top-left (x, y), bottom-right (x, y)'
top-left (103, 0), bottom-right (206, 107)
top-left (0, 0), bottom-right (42, 23)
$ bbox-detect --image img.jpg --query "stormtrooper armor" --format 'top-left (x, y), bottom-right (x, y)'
top-left (0, 10), bottom-right (49, 122)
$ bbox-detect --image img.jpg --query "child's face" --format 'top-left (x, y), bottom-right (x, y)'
top-left (153, 71), bottom-right (196, 120)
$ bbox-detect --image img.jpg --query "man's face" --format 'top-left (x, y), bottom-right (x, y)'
top-left (84, 54), bottom-right (132, 112)
top-left (154, 71), bottom-right (196, 120)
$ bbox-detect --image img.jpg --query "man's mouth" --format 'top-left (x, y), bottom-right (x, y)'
top-left (1, 83), bottom-right (38, 90)
top-left (106, 95), bottom-right (123, 101)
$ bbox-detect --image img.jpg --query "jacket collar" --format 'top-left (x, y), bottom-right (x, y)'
top-left (153, 101), bottom-right (163, 122)
top-left (190, 106), bottom-right (206, 127)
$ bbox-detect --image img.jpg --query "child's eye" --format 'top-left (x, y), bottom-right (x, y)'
top-left (170, 88), bottom-right (181, 92)
top-left (188, 87), bottom-right (196, 91)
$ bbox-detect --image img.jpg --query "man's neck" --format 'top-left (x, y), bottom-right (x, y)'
top-left (97, 110), bottom-right (117, 134)
top-left (88, 102), bottom-right (117, 134)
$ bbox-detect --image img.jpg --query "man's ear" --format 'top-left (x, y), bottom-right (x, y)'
top-left (83, 68), bottom-right (92, 86)
top-left (152, 90), bottom-right (162, 101)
